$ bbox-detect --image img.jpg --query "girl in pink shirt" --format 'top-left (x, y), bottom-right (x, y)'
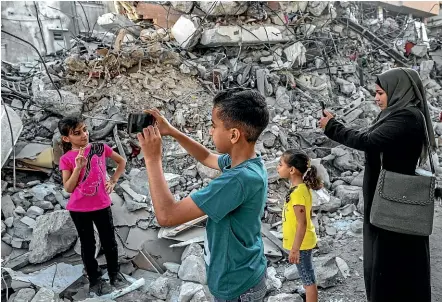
top-left (58, 116), bottom-right (126, 296)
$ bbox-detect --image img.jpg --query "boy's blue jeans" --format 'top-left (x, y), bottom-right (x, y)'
top-left (214, 274), bottom-right (267, 302)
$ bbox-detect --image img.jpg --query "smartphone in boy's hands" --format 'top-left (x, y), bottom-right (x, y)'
top-left (128, 113), bottom-right (156, 134)
top-left (319, 101), bottom-right (326, 117)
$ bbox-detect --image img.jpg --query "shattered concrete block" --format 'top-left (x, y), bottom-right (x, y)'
top-left (317, 239), bottom-right (332, 254)
top-left (335, 185), bottom-right (361, 206)
top-left (411, 44), bottom-right (427, 57)
top-left (284, 42), bottom-right (307, 67)
top-left (2, 195), bottom-right (16, 218)
top-left (33, 90), bottom-right (82, 117)
top-left (20, 216), bottom-right (36, 229)
top-left (315, 257), bottom-right (339, 288)
top-left (335, 257), bottom-right (350, 278)
top-left (420, 60), bottom-right (434, 79)
top-left (130, 168), bottom-right (180, 196)
top-left (179, 282), bottom-right (204, 302)
top-left (336, 78), bottom-right (356, 95)
top-left (178, 255), bottom-right (207, 285)
top-left (331, 147), bottom-right (362, 171)
top-left (1, 105), bottom-right (23, 168)
top-left (1, 221), bottom-right (6, 236)
top-left (149, 276), bottom-right (171, 300)
top-left (5, 217), bottom-right (13, 228)
top-left (190, 289), bottom-right (207, 302)
top-left (350, 220), bottom-right (363, 234)
top-left (266, 158), bottom-right (280, 183)
top-left (197, 1), bottom-right (248, 16)
top-left (266, 266), bottom-right (282, 290)
top-left (182, 243), bottom-right (204, 261)
top-left (284, 265), bottom-right (300, 281)
top-left (196, 162), bottom-right (221, 180)
top-left (338, 204), bottom-right (357, 216)
top-left (30, 288), bottom-right (62, 302)
top-left (29, 210), bottom-right (78, 264)
top-left (12, 219), bottom-right (33, 240)
top-left (268, 293), bottom-right (303, 302)
top-left (172, 1), bottom-right (194, 13)
top-left (275, 86), bottom-right (292, 111)
top-left (13, 288), bottom-right (36, 302)
top-left (64, 55), bottom-right (87, 72)
top-left (308, 1), bottom-right (328, 16)
top-left (97, 13), bottom-right (141, 37)
top-left (351, 171), bottom-right (364, 187)
top-left (200, 25), bottom-right (294, 47)
top-left (26, 206), bottom-right (44, 219)
top-left (172, 16), bottom-right (201, 49)
top-left (164, 262), bottom-right (181, 274)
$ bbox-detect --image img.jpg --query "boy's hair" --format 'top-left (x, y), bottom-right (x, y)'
top-left (58, 116), bottom-right (84, 153)
top-left (213, 89), bottom-right (269, 142)
top-left (283, 149), bottom-right (322, 190)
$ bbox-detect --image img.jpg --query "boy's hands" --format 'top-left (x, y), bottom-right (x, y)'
top-left (289, 249), bottom-right (300, 264)
top-left (137, 125), bottom-right (162, 163)
top-left (74, 147), bottom-right (87, 170)
top-left (144, 108), bottom-right (176, 136)
top-left (319, 110), bottom-right (334, 129)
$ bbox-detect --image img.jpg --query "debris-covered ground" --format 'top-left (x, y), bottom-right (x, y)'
top-left (1, 1), bottom-right (442, 302)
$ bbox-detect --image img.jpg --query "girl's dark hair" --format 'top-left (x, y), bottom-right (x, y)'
top-left (58, 116), bottom-right (84, 153)
top-left (283, 149), bottom-right (322, 190)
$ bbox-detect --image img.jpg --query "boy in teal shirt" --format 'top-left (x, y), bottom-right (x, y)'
top-left (137, 89), bottom-right (270, 301)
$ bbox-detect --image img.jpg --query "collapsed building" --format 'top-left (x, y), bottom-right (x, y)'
top-left (1, 1), bottom-right (442, 302)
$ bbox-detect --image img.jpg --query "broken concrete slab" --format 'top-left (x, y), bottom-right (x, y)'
top-left (125, 227), bottom-right (158, 251)
top-left (164, 262), bottom-right (181, 274)
top-left (131, 269), bottom-right (160, 294)
top-left (30, 287), bottom-right (62, 302)
top-left (12, 288), bottom-right (36, 302)
top-left (129, 168), bottom-right (180, 196)
top-left (5, 262), bottom-right (84, 294)
top-left (1, 104), bottom-right (23, 167)
top-left (268, 293), bottom-right (303, 302)
top-left (26, 206), bottom-right (44, 219)
top-left (33, 90), bottom-right (82, 117)
top-left (181, 243), bottom-right (203, 261)
top-left (284, 264), bottom-right (300, 281)
top-left (178, 255), bottom-right (207, 285)
top-left (179, 282), bottom-right (205, 302)
top-left (198, 1), bottom-right (248, 16)
top-left (28, 210), bottom-right (78, 264)
top-left (110, 193), bottom-right (148, 227)
top-left (149, 276), bottom-right (172, 300)
top-left (266, 266), bottom-right (282, 290)
top-left (200, 25), bottom-right (295, 47)
top-left (2, 195), bottom-right (16, 218)
top-left (171, 16), bottom-right (201, 49)
top-left (97, 13), bottom-right (141, 37)
top-left (335, 185), bottom-right (362, 206)
top-left (315, 257), bottom-right (340, 288)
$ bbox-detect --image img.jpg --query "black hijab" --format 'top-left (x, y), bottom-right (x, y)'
top-left (371, 68), bottom-right (436, 163)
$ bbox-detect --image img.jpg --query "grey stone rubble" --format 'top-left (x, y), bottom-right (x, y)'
top-left (1, 1), bottom-right (441, 301)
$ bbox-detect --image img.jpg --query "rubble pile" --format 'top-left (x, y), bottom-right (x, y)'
top-left (1, 1), bottom-right (441, 301)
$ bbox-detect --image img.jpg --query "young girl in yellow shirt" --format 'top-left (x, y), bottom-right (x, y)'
top-left (278, 149), bottom-right (322, 302)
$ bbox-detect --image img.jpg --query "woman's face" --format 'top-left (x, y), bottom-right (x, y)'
top-left (375, 84), bottom-right (388, 110)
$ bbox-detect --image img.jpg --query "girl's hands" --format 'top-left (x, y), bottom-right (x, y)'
top-left (75, 147), bottom-right (87, 170)
top-left (105, 179), bottom-right (116, 194)
top-left (144, 108), bottom-right (175, 137)
top-left (289, 249), bottom-right (300, 264)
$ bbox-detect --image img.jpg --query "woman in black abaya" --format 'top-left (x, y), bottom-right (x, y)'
top-left (319, 68), bottom-right (436, 302)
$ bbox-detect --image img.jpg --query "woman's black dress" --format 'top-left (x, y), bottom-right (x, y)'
top-left (324, 107), bottom-right (431, 302)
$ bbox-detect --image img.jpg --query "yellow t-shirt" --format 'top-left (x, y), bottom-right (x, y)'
top-left (282, 183), bottom-right (317, 251)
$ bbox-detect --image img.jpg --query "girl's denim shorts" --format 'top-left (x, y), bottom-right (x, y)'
top-left (296, 249), bottom-right (316, 286)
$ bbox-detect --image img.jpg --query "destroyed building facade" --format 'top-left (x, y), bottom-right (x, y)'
top-left (1, 1), bottom-right (442, 302)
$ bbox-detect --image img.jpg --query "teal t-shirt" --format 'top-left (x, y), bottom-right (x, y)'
top-left (190, 154), bottom-right (267, 300)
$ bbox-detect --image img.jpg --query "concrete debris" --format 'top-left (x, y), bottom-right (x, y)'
top-left (30, 287), bottom-right (62, 302)
top-left (12, 288), bottom-right (36, 302)
top-left (284, 265), bottom-right (300, 281)
top-left (198, 1), bottom-right (248, 16)
top-left (28, 210), bottom-right (78, 264)
top-left (335, 185), bottom-right (362, 206)
top-left (172, 16), bottom-right (201, 49)
top-left (149, 276), bottom-right (172, 300)
top-left (268, 293), bottom-right (303, 302)
top-left (178, 255), bottom-right (207, 285)
top-left (266, 266), bottom-right (282, 290)
top-left (178, 282), bottom-right (205, 302)
top-left (33, 89), bottom-right (82, 117)
top-left (316, 257), bottom-right (340, 288)
top-left (200, 25), bottom-right (295, 47)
